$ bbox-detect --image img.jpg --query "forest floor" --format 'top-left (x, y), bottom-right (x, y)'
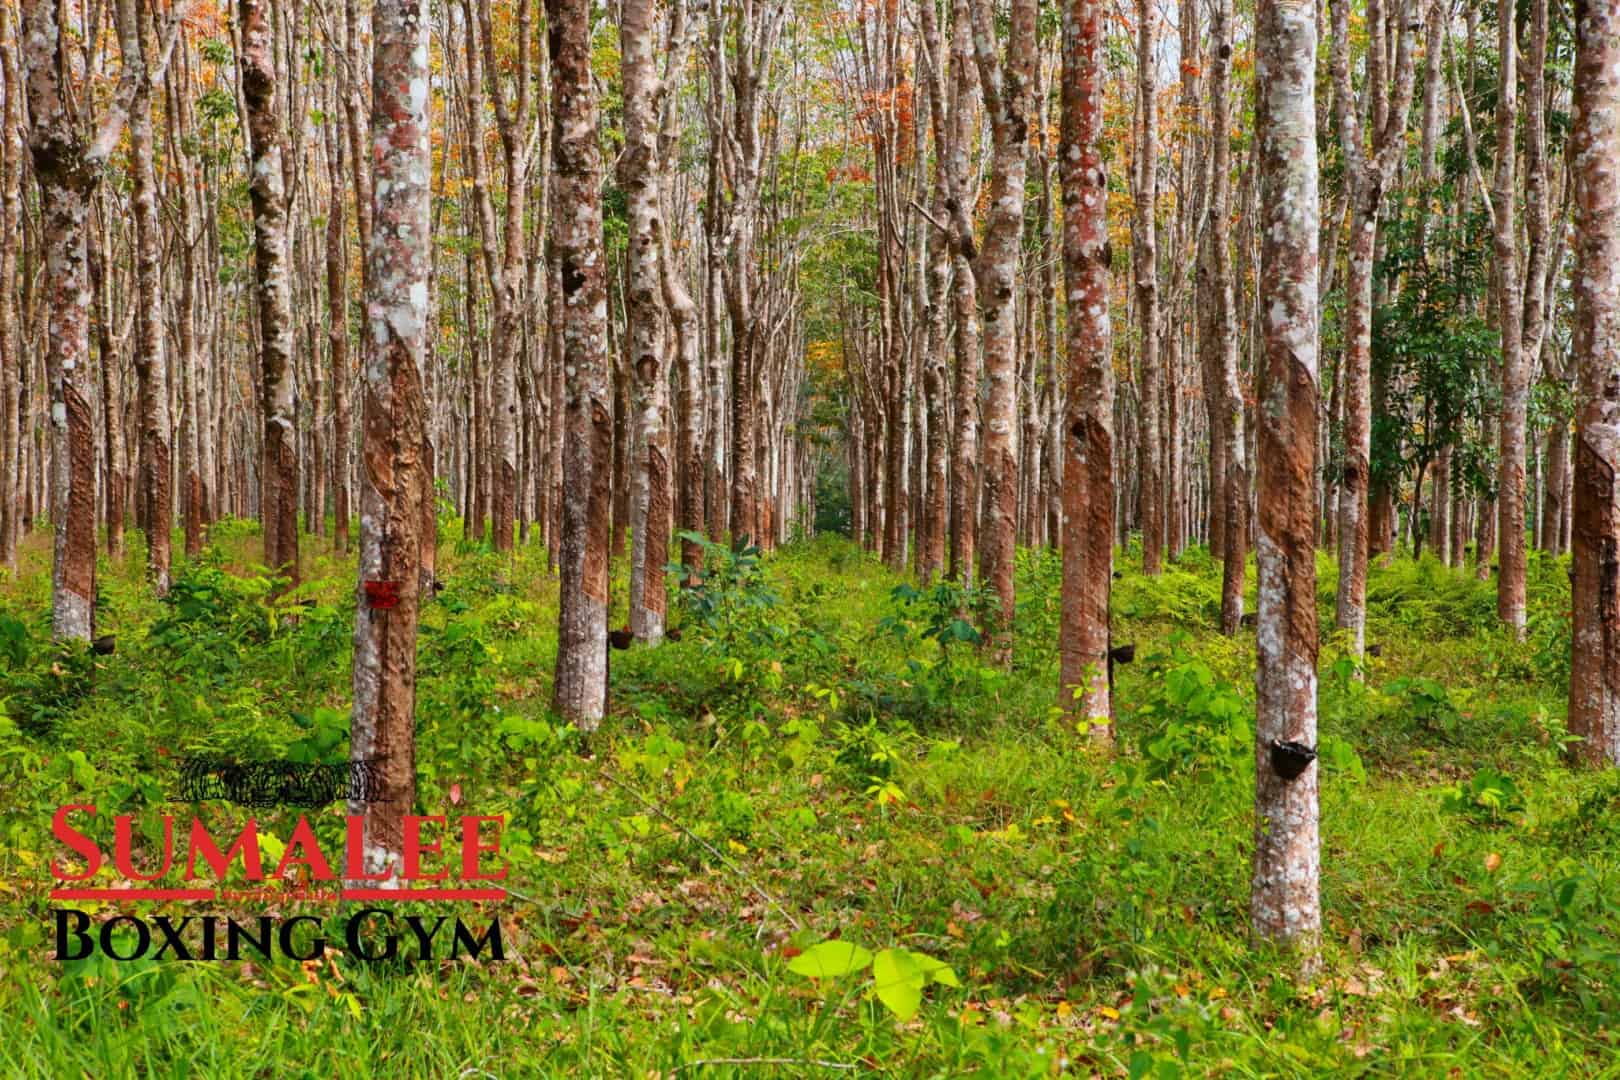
top-left (0, 521), bottom-right (1617, 1077)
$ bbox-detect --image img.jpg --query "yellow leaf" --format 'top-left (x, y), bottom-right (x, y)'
top-left (1096, 1005), bottom-right (1120, 1020)
top-left (1484, 852), bottom-right (1502, 873)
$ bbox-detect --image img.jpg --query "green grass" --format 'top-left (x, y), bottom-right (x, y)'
top-left (0, 521), bottom-right (1616, 1077)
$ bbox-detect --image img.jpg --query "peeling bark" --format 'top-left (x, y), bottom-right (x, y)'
top-left (621, 0), bottom-right (671, 643)
top-left (1132, 0), bottom-right (1162, 576)
top-left (1493, 0), bottom-right (1527, 633)
top-left (1330, 0), bottom-right (1418, 656)
top-left (1252, 0), bottom-right (1322, 961)
top-left (121, 0), bottom-right (173, 595)
top-left (549, 0), bottom-right (612, 730)
top-left (1210, 0), bottom-right (1246, 635)
top-left (0, 12), bottom-right (18, 574)
top-left (1568, 0), bottom-right (1620, 767)
top-left (1059, 0), bottom-right (1114, 742)
top-left (970, 0), bottom-right (1035, 659)
top-left (349, 0), bottom-right (432, 881)
top-left (946, 0), bottom-right (980, 587)
top-left (23, 0), bottom-right (99, 641)
top-left (239, 0), bottom-right (300, 588)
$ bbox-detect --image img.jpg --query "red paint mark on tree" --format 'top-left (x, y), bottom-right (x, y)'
top-left (364, 580), bottom-right (402, 610)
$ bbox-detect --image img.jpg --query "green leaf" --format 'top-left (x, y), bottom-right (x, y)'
top-left (870, 948), bottom-right (957, 1020)
top-left (872, 948), bottom-right (924, 1020)
top-left (785, 939), bottom-right (873, 979)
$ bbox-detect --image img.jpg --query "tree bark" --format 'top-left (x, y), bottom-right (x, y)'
top-left (1493, 0), bottom-right (1527, 633)
top-left (90, 225), bottom-right (126, 563)
top-left (1133, 0), bottom-right (1163, 576)
top-left (239, 0), bottom-right (300, 588)
top-left (1542, 419), bottom-right (1569, 554)
top-left (122, 0), bottom-right (173, 594)
top-left (946, 0), bottom-right (980, 587)
top-left (970, 0), bottom-right (1035, 660)
top-left (549, 0), bottom-right (612, 730)
top-left (23, 0), bottom-right (100, 640)
top-left (1059, 0), bottom-right (1114, 742)
top-left (0, 12), bottom-right (18, 574)
top-left (1331, 0), bottom-right (1417, 655)
top-left (621, 0), bottom-right (671, 643)
top-left (326, 79), bottom-right (352, 556)
top-left (1568, 0), bottom-right (1620, 767)
top-left (349, 0), bottom-right (431, 881)
top-left (916, 0), bottom-right (951, 585)
top-left (1252, 0), bottom-right (1322, 961)
top-left (170, 56), bottom-right (206, 559)
top-left (1210, 0), bottom-right (1246, 635)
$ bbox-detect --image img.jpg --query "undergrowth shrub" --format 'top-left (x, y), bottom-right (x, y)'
top-left (1364, 555), bottom-right (1498, 637)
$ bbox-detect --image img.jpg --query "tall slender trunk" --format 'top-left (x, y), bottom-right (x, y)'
top-left (23, 0), bottom-right (99, 640)
top-left (621, 0), bottom-right (670, 643)
top-left (1514, 0), bottom-right (1554, 591)
top-left (1493, 0), bottom-right (1527, 632)
top-left (170, 58), bottom-right (205, 560)
top-left (327, 80), bottom-right (352, 555)
top-left (1133, 0), bottom-right (1162, 575)
top-left (349, 0), bottom-right (431, 881)
top-left (1567, 0), bottom-right (1620, 766)
top-left (0, 13), bottom-right (18, 574)
top-left (1431, 445), bottom-right (1451, 560)
top-left (240, 0), bottom-right (300, 588)
top-left (123, 0), bottom-right (172, 594)
top-left (1541, 420), bottom-right (1568, 554)
top-left (549, 0), bottom-right (612, 730)
top-left (1331, 0), bottom-right (1418, 654)
top-left (659, 5), bottom-right (702, 575)
top-left (970, 0), bottom-right (1035, 659)
top-left (1252, 0), bottom-right (1322, 962)
top-left (90, 228), bottom-right (126, 561)
top-left (666, 235), bottom-right (704, 575)
top-left (946, 0), bottom-right (980, 586)
top-left (1059, 0), bottom-right (1114, 741)
top-left (915, 0), bottom-right (952, 585)
top-left (1210, 0), bottom-right (1246, 635)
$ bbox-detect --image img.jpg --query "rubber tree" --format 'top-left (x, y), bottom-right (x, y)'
top-left (1568, 0), bottom-right (1620, 767)
top-left (1251, 0), bottom-right (1323, 962)
top-left (1059, 0), bottom-right (1115, 742)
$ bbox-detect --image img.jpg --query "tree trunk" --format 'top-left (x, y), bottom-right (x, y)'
top-left (1431, 445), bottom-right (1451, 561)
top-left (240, 0), bottom-right (300, 588)
top-left (1210, 0), bottom-right (1246, 635)
top-left (171, 58), bottom-right (205, 560)
top-left (23, 0), bottom-right (100, 641)
top-left (1331, 0), bottom-right (1418, 655)
top-left (123, 0), bottom-right (173, 594)
top-left (0, 14), bottom-right (18, 574)
top-left (970, 0), bottom-right (1035, 660)
top-left (1059, 0), bottom-right (1114, 741)
top-left (1133, 0), bottom-right (1163, 575)
top-left (349, 0), bottom-right (431, 881)
top-left (621, 0), bottom-right (670, 643)
top-left (1567, 0), bottom-right (1620, 766)
top-left (1493, 0), bottom-right (1527, 633)
top-left (327, 82), bottom-right (352, 556)
top-left (666, 227), bottom-right (704, 575)
top-left (1542, 420), bottom-right (1568, 554)
top-left (1251, 0), bottom-right (1322, 961)
top-left (90, 232), bottom-right (126, 562)
top-left (945, 0), bottom-right (980, 587)
top-left (549, 0), bottom-right (612, 730)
